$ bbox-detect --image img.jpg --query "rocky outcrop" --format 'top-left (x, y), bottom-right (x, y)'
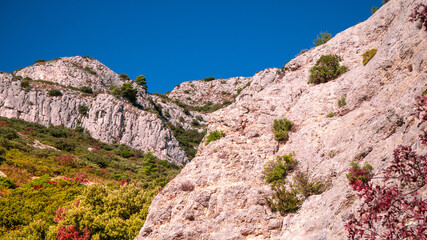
top-left (15, 56), bottom-right (125, 92)
top-left (167, 71), bottom-right (274, 107)
top-left (0, 72), bottom-right (188, 164)
top-left (138, 0), bottom-right (427, 239)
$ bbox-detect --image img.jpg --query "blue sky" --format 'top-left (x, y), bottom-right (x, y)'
top-left (0, 0), bottom-right (384, 93)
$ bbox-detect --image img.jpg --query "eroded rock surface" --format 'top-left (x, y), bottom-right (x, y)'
top-left (0, 72), bottom-right (188, 164)
top-left (138, 0), bottom-right (427, 239)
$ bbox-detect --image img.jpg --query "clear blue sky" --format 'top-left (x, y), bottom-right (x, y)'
top-left (0, 0), bottom-right (384, 93)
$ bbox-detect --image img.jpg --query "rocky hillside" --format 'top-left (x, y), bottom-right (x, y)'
top-left (0, 56), bottom-right (213, 164)
top-left (167, 69), bottom-right (278, 109)
top-left (137, 0), bottom-right (426, 239)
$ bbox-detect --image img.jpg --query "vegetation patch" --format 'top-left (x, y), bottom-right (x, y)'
top-left (362, 49), bottom-right (377, 66)
top-left (83, 67), bottom-right (97, 75)
top-left (78, 104), bottom-right (89, 117)
top-left (203, 77), bottom-right (216, 81)
top-left (337, 96), bottom-right (347, 107)
top-left (205, 130), bottom-right (225, 146)
top-left (0, 117), bottom-right (180, 239)
top-left (313, 32), bottom-right (332, 47)
top-left (48, 89), bottom-right (63, 97)
top-left (165, 122), bottom-right (206, 160)
top-left (273, 118), bottom-right (293, 142)
top-left (308, 54), bottom-right (348, 84)
top-left (119, 73), bottom-right (130, 81)
top-left (264, 153), bottom-right (328, 215)
top-left (409, 4), bottom-right (427, 31)
top-left (111, 83), bottom-right (138, 103)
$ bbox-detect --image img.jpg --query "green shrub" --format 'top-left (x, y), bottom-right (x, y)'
top-left (273, 118), bottom-right (293, 142)
top-left (184, 90), bottom-right (190, 94)
top-left (79, 86), bottom-right (93, 94)
top-left (291, 171), bottom-right (329, 198)
top-left (118, 149), bottom-right (133, 158)
top-left (362, 49), bottom-right (377, 66)
top-left (264, 155), bottom-right (328, 215)
top-left (178, 117), bottom-right (185, 123)
top-left (338, 96), bottom-right (347, 107)
top-left (163, 109), bottom-right (171, 118)
top-left (326, 113), bottom-right (335, 118)
top-left (191, 119), bottom-right (200, 127)
top-left (20, 80), bottom-right (31, 91)
top-left (78, 104), bottom-right (89, 116)
top-left (313, 32), bottom-right (332, 47)
top-left (83, 67), bottom-right (97, 75)
top-left (119, 73), bottom-right (130, 81)
top-left (205, 130), bottom-right (225, 145)
top-left (196, 115), bottom-right (203, 122)
top-left (267, 185), bottom-right (302, 214)
top-left (135, 75), bottom-right (147, 90)
top-left (0, 177), bottom-right (16, 189)
top-left (236, 88), bottom-right (243, 95)
top-left (203, 77), bottom-right (216, 81)
top-left (371, 6), bottom-right (379, 14)
top-left (111, 83), bottom-right (138, 103)
top-left (0, 127), bottom-right (19, 140)
top-left (34, 59), bottom-right (47, 64)
top-left (47, 89), bottom-right (63, 97)
top-left (308, 54), bottom-right (348, 84)
top-left (263, 153), bottom-right (298, 185)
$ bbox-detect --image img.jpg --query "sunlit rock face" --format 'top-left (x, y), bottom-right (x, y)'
top-left (137, 0), bottom-right (427, 239)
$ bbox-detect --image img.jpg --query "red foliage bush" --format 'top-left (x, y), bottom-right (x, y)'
top-left (57, 225), bottom-right (90, 240)
top-left (345, 95), bottom-right (427, 239)
top-left (55, 155), bottom-right (79, 168)
top-left (409, 4), bottom-right (427, 31)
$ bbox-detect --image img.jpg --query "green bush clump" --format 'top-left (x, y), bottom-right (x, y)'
top-left (264, 153), bottom-right (298, 185)
top-left (264, 154), bottom-right (328, 215)
top-left (163, 109), bottom-right (171, 118)
top-left (119, 73), bottom-right (130, 81)
top-left (203, 77), bottom-right (216, 81)
top-left (362, 49), bottom-right (378, 66)
top-left (48, 89), bottom-right (63, 97)
top-left (83, 67), bottom-right (97, 75)
top-left (34, 59), bottom-right (47, 64)
top-left (326, 113), bottom-right (335, 118)
top-left (205, 130), bottom-right (225, 145)
top-left (111, 83), bottom-right (138, 103)
top-left (191, 119), bottom-right (200, 127)
top-left (135, 75), bottom-right (147, 90)
top-left (0, 177), bottom-right (16, 189)
top-left (308, 54), bottom-right (349, 84)
top-left (78, 104), bottom-right (89, 116)
top-left (79, 86), bottom-right (93, 94)
top-left (166, 122), bottom-right (206, 159)
top-left (313, 32), bottom-right (332, 47)
top-left (20, 80), bottom-right (31, 91)
top-left (338, 96), bottom-right (347, 107)
top-left (273, 118), bottom-right (293, 142)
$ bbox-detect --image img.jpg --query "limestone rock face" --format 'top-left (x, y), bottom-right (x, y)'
top-left (0, 73), bottom-right (188, 164)
top-left (138, 0), bottom-right (427, 239)
top-left (15, 56), bottom-right (124, 92)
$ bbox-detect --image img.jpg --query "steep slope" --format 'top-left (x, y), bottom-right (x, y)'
top-left (0, 56), bottom-right (211, 164)
top-left (0, 72), bottom-right (187, 164)
top-left (138, 0), bottom-right (426, 239)
top-left (167, 69), bottom-right (278, 109)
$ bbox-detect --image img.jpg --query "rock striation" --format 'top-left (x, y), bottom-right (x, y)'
top-left (138, 0), bottom-right (427, 239)
top-left (0, 72), bottom-right (188, 164)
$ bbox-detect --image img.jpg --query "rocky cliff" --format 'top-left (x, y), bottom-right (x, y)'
top-left (0, 56), bottom-right (214, 164)
top-left (138, 0), bottom-right (426, 239)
